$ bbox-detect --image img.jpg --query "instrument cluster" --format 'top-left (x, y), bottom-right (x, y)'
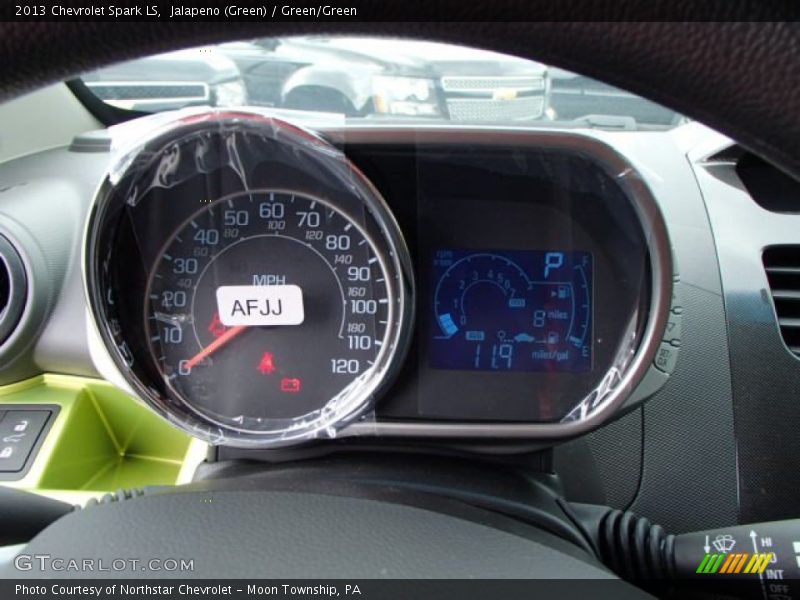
top-left (84, 111), bottom-right (673, 448)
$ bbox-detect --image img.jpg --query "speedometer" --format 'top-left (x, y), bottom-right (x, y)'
top-left (147, 190), bottom-right (393, 434)
top-left (85, 112), bottom-right (413, 447)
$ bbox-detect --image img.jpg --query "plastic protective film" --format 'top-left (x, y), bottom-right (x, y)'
top-left (554, 161), bottom-right (667, 426)
top-left (89, 109), bottom-right (411, 448)
top-left (340, 132), bottom-right (667, 429)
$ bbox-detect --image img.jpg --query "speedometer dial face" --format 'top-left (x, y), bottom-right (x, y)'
top-left (147, 190), bottom-right (392, 433)
top-left (86, 113), bottom-right (412, 447)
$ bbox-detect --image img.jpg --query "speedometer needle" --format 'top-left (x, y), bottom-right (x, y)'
top-left (184, 325), bottom-right (247, 371)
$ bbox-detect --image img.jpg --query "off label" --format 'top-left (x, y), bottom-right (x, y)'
top-left (216, 285), bottom-right (305, 327)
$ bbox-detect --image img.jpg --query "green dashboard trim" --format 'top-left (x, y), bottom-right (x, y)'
top-left (0, 375), bottom-right (206, 503)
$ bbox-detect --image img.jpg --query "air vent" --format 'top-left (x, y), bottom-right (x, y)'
top-left (763, 246), bottom-right (800, 357)
top-left (0, 233), bottom-right (27, 347)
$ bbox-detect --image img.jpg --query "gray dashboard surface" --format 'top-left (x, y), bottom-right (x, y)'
top-left (691, 144), bottom-right (800, 524)
top-left (0, 147), bottom-right (107, 383)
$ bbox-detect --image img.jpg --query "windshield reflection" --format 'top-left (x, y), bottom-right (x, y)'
top-left (80, 37), bottom-right (681, 130)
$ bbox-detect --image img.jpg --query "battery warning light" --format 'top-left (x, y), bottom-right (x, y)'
top-left (280, 378), bottom-right (302, 393)
top-left (257, 351), bottom-right (277, 375)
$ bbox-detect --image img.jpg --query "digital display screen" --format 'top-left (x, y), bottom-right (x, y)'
top-left (430, 249), bottom-right (593, 373)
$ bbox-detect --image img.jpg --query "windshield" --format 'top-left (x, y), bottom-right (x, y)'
top-left (79, 36), bottom-right (683, 130)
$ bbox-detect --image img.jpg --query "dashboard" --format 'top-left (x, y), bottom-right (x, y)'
top-left (5, 106), bottom-right (800, 531)
top-left (74, 111), bottom-right (673, 448)
top-left (2, 16), bottom-right (799, 588)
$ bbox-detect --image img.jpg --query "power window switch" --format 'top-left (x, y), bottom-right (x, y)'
top-left (0, 410), bottom-right (51, 473)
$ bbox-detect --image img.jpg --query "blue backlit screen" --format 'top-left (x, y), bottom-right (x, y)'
top-left (430, 248), bottom-right (593, 373)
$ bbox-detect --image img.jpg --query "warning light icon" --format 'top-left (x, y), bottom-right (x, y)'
top-left (280, 378), bottom-right (302, 393)
top-left (258, 352), bottom-right (276, 375)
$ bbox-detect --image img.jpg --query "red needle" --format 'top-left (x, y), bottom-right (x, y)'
top-left (184, 325), bottom-right (247, 371)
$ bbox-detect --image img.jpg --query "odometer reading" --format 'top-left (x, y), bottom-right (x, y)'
top-left (145, 190), bottom-right (392, 432)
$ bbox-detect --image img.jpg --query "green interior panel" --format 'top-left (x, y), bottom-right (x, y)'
top-left (0, 375), bottom-right (201, 496)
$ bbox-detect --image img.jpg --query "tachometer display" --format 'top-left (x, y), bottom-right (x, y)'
top-left (430, 249), bottom-right (592, 373)
top-left (146, 190), bottom-right (393, 433)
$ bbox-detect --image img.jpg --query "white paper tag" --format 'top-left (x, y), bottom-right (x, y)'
top-left (216, 285), bottom-right (305, 327)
